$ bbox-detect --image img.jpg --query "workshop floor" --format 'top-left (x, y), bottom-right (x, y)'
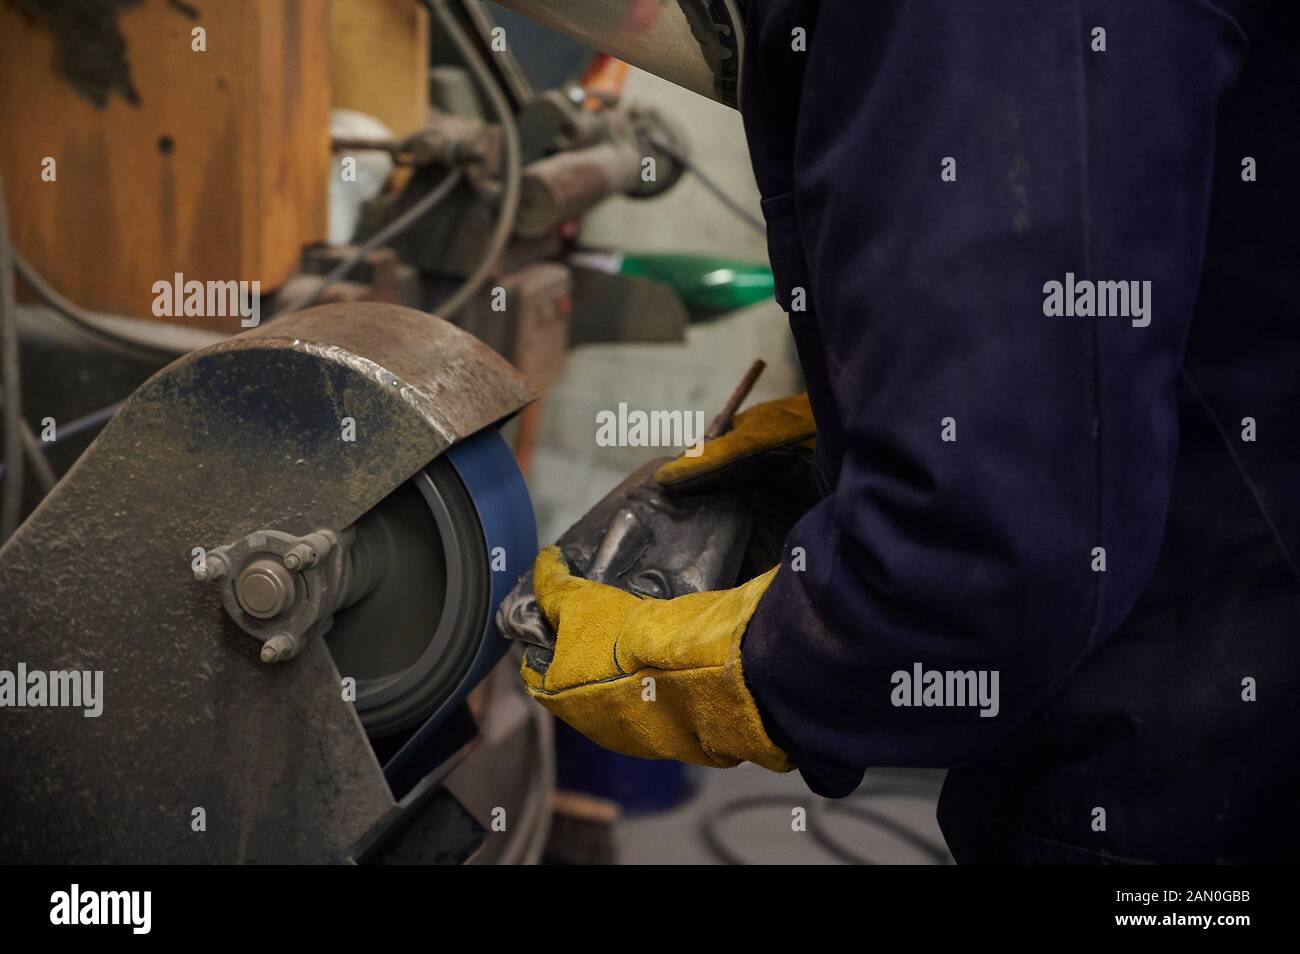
top-left (615, 766), bottom-right (953, 865)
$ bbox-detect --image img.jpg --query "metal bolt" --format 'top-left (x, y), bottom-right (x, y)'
top-left (283, 546), bottom-right (311, 571)
top-left (235, 560), bottom-right (296, 619)
top-left (284, 531), bottom-right (335, 571)
top-left (259, 633), bottom-right (297, 664)
top-left (194, 556), bottom-right (225, 583)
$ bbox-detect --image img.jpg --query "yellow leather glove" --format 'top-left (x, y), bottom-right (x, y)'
top-left (521, 547), bottom-right (791, 772)
top-left (655, 392), bottom-right (815, 489)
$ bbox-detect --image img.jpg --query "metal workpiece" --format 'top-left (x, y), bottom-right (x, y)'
top-left (0, 302), bottom-right (535, 863)
top-left (497, 363), bottom-right (769, 657)
top-left (497, 457), bottom-right (752, 666)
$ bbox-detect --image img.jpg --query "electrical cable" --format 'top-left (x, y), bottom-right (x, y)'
top-left (699, 794), bottom-right (797, 865)
top-left (0, 169), bottom-right (24, 542)
top-left (0, 2), bottom-right (525, 522)
top-left (649, 133), bottom-right (767, 236)
top-left (1, 169), bottom-right (189, 521)
top-left (19, 420), bottom-right (57, 493)
top-left (284, 2), bottom-right (522, 321)
top-left (284, 166), bottom-right (466, 315)
top-left (808, 786), bottom-right (953, 865)
top-left (699, 774), bottom-right (952, 865)
top-left (52, 399), bottom-right (125, 444)
top-left (10, 250), bottom-right (214, 362)
top-left (0, 400), bottom-right (124, 483)
top-left (424, 0), bottom-right (523, 319)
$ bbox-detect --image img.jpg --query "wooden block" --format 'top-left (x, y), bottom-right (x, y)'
top-left (0, 0), bottom-right (332, 329)
top-left (546, 789), bottom-right (621, 865)
top-left (330, 0), bottom-right (429, 138)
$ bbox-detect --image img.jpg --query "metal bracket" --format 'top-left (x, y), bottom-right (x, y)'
top-left (197, 528), bottom-right (356, 663)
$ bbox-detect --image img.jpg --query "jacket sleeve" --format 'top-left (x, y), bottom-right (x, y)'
top-left (739, 0), bottom-right (1253, 795)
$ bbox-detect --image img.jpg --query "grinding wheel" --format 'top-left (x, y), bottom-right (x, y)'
top-left (324, 428), bottom-right (537, 745)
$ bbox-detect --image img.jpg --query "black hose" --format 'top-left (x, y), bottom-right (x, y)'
top-left (425, 0), bottom-right (523, 319)
top-left (699, 794), bottom-right (796, 865)
top-left (808, 786), bottom-right (954, 865)
top-left (12, 250), bottom-right (215, 361)
top-left (699, 774), bottom-right (952, 865)
top-left (649, 133), bottom-right (767, 236)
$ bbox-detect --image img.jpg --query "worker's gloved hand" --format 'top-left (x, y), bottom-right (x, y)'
top-left (654, 392), bottom-right (816, 492)
top-left (504, 390), bottom-right (817, 771)
top-left (521, 546), bottom-right (791, 772)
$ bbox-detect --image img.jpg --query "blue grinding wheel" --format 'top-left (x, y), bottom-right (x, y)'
top-left (434, 426), bottom-right (539, 725)
top-left (324, 428), bottom-right (537, 778)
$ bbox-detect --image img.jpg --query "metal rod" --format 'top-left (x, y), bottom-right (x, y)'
top-left (704, 359), bottom-right (766, 440)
